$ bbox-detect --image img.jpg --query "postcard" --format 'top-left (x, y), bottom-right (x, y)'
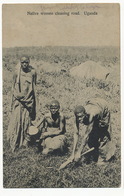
top-left (2, 3), bottom-right (120, 188)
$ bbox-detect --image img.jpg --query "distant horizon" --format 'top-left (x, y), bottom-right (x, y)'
top-left (2, 45), bottom-right (120, 49)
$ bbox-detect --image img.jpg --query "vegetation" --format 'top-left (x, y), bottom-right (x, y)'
top-left (3, 46), bottom-right (120, 188)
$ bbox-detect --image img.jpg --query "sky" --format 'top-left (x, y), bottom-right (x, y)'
top-left (2, 3), bottom-right (120, 48)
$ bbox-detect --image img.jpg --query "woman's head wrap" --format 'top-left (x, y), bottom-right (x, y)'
top-left (74, 105), bottom-right (86, 115)
top-left (50, 100), bottom-right (60, 108)
top-left (20, 56), bottom-right (30, 63)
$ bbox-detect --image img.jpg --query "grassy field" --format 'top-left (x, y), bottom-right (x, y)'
top-left (3, 46), bottom-right (121, 188)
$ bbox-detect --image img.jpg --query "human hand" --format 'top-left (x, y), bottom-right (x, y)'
top-left (74, 151), bottom-right (81, 162)
top-left (99, 136), bottom-right (109, 148)
top-left (14, 92), bottom-right (24, 100)
top-left (40, 132), bottom-right (48, 140)
top-left (67, 154), bottom-right (75, 162)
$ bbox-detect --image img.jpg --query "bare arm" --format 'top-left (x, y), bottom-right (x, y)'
top-left (59, 115), bottom-right (66, 134)
top-left (41, 115), bottom-right (66, 138)
top-left (71, 129), bottom-right (79, 157)
top-left (35, 116), bottom-right (45, 129)
top-left (76, 122), bottom-right (93, 155)
top-left (33, 70), bottom-right (37, 96)
top-left (108, 121), bottom-right (112, 138)
top-left (73, 122), bottom-right (94, 162)
top-left (10, 72), bottom-right (17, 110)
top-left (76, 112), bottom-right (94, 155)
top-left (68, 120), bottom-right (79, 161)
top-left (106, 113), bottom-right (112, 137)
top-left (33, 70), bottom-right (37, 85)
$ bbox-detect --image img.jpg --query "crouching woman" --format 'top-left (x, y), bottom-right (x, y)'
top-left (39, 100), bottom-right (67, 155)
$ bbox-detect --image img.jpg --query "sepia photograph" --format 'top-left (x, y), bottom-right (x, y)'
top-left (2, 3), bottom-right (121, 188)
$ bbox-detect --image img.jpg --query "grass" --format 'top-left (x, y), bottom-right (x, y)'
top-left (3, 46), bottom-right (121, 188)
top-left (3, 141), bottom-right (121, 188)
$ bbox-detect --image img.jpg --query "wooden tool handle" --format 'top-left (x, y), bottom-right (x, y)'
top-left (59, 147), bottom-right (95, 170)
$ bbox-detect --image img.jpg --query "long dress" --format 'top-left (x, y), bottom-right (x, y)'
top-left (7, 65), bottom-right (36, 152)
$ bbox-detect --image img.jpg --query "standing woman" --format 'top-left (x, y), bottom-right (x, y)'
top-left (7, 56), bottom-right (37, 152)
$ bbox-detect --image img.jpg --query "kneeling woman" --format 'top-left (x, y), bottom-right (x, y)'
top-left (39, 100), bottom-right (67, 155)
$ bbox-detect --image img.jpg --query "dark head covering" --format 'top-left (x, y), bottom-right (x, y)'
top-left (20, 56), bottom-right (30, 63)
top-left (50, 100), bottom-right (60, 108)
top-left (74, 105), bottom-right (86, 115)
